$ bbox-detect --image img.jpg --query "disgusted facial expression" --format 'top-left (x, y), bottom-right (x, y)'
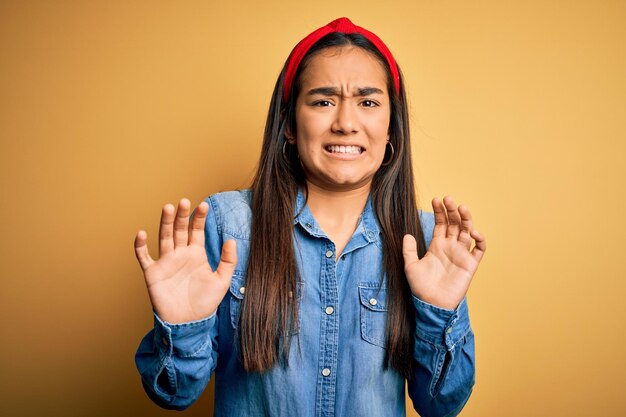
top-left (291, 45), bottom-right (391, 192)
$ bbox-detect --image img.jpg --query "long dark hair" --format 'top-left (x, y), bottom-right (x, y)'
top-left (242, 32), bottom-right (428, 379)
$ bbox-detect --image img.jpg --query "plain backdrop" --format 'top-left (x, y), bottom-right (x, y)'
top-left (1, 1), bottom-right (625, 416)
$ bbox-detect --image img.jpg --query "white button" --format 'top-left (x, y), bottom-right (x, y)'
top-left (369, 298), bottom-right (378, 306)
top-left (325, 306), bottom-right (334, 315)
top-left (447, 326), bottom-right (453, 334)
top-left (322, 368), bottom-right (331, 377)
top-left (239, 286), bottom-right (245, 295)
top-left (325, 250), bottom-right (333, 258)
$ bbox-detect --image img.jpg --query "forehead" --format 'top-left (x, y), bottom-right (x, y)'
top-left (298, 46), bottom-right (388, 91)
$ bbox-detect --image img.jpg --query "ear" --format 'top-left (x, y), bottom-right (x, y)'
top-left (285, 127), bottom-right (296, 144)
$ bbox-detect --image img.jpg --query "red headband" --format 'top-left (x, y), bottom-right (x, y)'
top-left (282, 17), bottom-right (400, 102)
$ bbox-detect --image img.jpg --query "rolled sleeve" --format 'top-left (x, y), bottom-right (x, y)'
top-left (408, 295), bottom-right (475, 416)
top-left (153, 310), bottom-right (217, 359)
top-left (412, 295), bottom-right (471, 351)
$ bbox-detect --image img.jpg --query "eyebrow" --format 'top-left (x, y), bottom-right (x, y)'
top-left (305, 86), bottom-right (384, 97)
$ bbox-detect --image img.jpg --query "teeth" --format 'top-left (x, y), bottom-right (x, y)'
top-left (326, 145), bottom-right (363, 154)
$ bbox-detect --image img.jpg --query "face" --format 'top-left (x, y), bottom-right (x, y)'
top-left (290, 46), bottom-right (391, 192)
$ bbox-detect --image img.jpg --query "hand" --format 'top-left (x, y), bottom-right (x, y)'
top-left (403, 196), bottom-right (486, 310)
top-left (134, 198), bottom-right (237, 324)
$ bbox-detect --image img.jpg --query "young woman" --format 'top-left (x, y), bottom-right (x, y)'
top-left (134, 17), bottom-right (486, 417)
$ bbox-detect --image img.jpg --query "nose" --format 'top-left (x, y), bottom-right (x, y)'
top-left (331, 100), bottom-right (359, 135)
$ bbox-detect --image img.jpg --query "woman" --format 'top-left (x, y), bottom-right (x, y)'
top-left (134, 17), bottom-right (486, 417)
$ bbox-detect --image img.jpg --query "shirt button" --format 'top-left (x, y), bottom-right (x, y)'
top-left (325, 250), bottom-right (333, 258)
top-left (369, 298), bottom-right (378, 306)
top-left (161, 336), bottom-right (169, 346)
top-left (325, 306), bottom-right (334, 315)
top-left (239, 286), bottom-right (246, 295)
top-left (321, 368), bottom-right (331, 377)
top-left (305, 222), bottom-right (312, 229)
top-left (447, 326), bottom-right (453, 334)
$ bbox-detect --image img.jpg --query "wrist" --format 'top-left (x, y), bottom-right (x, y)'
top-left (154, 308), bottom-right (217, 325)
top-left (411, 294), bottom-right (461, 311)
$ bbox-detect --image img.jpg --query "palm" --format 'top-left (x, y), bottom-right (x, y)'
top-left (134, 199), bottom-right (237, 324)
top-left (403, 196), bottom-right (486, 310)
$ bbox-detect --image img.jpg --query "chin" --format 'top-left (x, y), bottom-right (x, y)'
top-left (322, 176), bottom-right (373, 190)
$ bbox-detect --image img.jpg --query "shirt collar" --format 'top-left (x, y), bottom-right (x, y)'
top-left (293, 187), bottom-right (380, 243)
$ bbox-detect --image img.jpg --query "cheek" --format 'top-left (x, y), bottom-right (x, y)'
top-left (296, 140), bottom-right (319, 165)
top-left (375, 113), bottom-right (391, 135)
top-left (367, 117), bottom-right (391, 145)
top-left (295, 119), bottom-right (326, 156)
top-left (297, 114), bottom-right (326, 139)
top-left (373, 142), bottom-right (389, 163)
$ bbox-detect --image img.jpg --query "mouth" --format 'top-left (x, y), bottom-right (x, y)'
top-left (324, 145), bottom-right (365, 155)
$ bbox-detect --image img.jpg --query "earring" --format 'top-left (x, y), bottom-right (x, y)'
top-left (282, 141), bottom-right (291, 164)
top-left (381, 141), bottom-right (395, 166)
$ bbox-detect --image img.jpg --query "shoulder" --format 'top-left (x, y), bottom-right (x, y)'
top-left (205, 189), bottom-right (253, 240)
top-left (418, 209), bottom-right (435, 249)
top-left (418, 209), bottom-right (435, 229)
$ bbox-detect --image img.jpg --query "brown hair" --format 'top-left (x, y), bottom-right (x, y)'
top-left (241, 32), bottom-right (427, 379)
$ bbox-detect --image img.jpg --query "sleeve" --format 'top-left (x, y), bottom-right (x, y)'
top-left (408, 295), bottom-right (475, 417)
top-left (407, 210), bottom-right (476, 417)
top-left (134, 195), bottom-right (224, 410)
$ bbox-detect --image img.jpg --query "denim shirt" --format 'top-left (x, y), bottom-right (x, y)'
top-left (135, 189), bottom-right (475, 417)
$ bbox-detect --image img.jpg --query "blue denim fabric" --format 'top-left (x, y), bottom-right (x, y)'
top-left (135, 189), bottom-right (475, 417)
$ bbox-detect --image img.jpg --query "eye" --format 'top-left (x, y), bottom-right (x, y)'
top-left (361, 99), bottom-right (379, 107)
top-left (312, 100), bottom-right (333, 107)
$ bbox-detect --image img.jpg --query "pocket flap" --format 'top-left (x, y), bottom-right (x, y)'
top-left (293, 281), bottom-right (304, 301)
top-left (229, 274), bottom-right (246, 300)
top-left (229, 276), bottom-right (304, 301)
top-left (358, 285), bottom-right (388, 312)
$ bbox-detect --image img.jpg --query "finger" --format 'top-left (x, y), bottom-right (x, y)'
top-left (470, 229), bottom-right (487, 263)
top-left (158, 203), bottom-right (176, 257)
top-left (431, 197), bottom-right (448, 239)
top-left (216, 239), bottom-right (238, 280)
top-left (443, 195), bottom-right (462, 239)
top-left (134, 230), bottom-right (155, 271)
top-left (189, 201), bottom-right (209, 246)
top-left (173, 198), bottom-right (191, 248)
top-left (402, 234), bottom-right (420, 270)
top-left (458, 204), bottom-right (473, 250)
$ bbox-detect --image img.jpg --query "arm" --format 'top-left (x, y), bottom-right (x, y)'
top-left (408, 295), bottom-right (475, 417)
top-left (404, 197), bottom-right (486, 416)
top-left (133, 196), bottom-right (231, 409)
top-left (134, 310), bottom-right (219, 410)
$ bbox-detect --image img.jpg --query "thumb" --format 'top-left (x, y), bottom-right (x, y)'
top-left (402, 234), bottom-right (419, 270)
top-left (216, 239), bottom-right (237, 280)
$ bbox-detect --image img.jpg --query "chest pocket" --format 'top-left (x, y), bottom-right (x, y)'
top-left (229, 274), bottom-right (304, 335)
top-left (358, 284), bottom-right (388, 348)
top-left (229, 274), bottom-right (247, 330)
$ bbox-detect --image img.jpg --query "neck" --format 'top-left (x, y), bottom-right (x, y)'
top-left (303, 181), bottom-right (371, 258)
top-left (304, 181), bottom-right (371, 220)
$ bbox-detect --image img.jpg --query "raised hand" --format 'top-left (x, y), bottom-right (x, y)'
top-left (403, 196), bottom-right (486, 310)
top-left (134, 198), bottom-right (237, 324)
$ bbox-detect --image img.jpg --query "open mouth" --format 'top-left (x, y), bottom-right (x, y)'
top-left (324, 145), bottom-right (364, 154)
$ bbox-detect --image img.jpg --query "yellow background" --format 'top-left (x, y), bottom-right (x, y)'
top-left (1, 1), bottom-right (625, 416)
